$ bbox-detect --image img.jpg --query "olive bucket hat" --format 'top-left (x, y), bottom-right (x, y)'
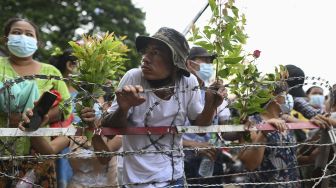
top-left (136, 27), bottom-right (190, 76)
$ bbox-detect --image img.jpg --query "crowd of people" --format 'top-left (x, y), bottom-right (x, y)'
top-left (1, 17), bottom-right (336, 188)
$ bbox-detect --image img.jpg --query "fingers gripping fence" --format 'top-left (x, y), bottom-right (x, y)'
top-left (0, 74), bottom-right (335, 187)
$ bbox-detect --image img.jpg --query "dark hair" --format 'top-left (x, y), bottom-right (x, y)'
top-left (285, 64), bottom-right (306, 97)
top-left (306, 86), bottom-right (323, 95)
top-left (49, 48), bottom-right (77, 74)
top-left (3, 17), bottom-right (40, 40)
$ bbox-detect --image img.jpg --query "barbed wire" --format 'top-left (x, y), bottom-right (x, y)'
top-left (85, 166), bottom-right (336, 188)
top-left (1, 74), bottom-right (335, 187)
top-left (1, 74), bottom-right (332, 97)
top-left (0, 171), bottom-right (42, 187)
top-left (312, 135), bottom-right (336, 187)
top-left (0, 156), bottom-right (330, 188)
top-left (0, 141), bottom-right (334, 161)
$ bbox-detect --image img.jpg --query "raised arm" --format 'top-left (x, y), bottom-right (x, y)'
top-left (101, 85), bottom-right (145, 128)
top-left (92, 135), bottom-right (122, 164)
top-left (239, 118), bottom-right (287, 171)
top-left (31, 136), bottom-right (70, 155)
top-left (194, 81), bottom-right (227, 126)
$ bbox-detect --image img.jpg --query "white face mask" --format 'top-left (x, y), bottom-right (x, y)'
top-left (330, 112), bottom-right (336, 119)
top-left (309, 95), bottom-right (325, 108)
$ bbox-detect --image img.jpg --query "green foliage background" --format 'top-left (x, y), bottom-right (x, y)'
top-left (0, 0), bottom-right (147, 69)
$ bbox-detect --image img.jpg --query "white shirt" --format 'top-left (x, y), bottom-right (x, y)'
top-left (108, 68), bottom-right (202, 187)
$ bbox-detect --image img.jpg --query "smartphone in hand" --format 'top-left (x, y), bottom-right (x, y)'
top-left (23, 91), bottom-right (57, 131)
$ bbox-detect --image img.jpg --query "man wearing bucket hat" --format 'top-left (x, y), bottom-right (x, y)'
top-left (285, 64), bottom-right (321, 119)
top-left (102, 27), bottom-right (227, 187)
top-left (186, 46), bottom-right (217, 85)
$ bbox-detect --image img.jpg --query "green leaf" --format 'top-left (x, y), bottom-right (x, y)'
top-left (231, 6), bottom-right (239, 17)
top-left (253, 96), bottom-right (271, 104)
top-left (203, 26), bottom-right (213, 39)
top-left (224, 15), bottom-right (235, 23)
top-left (224, 56), bottom-right (244, 64)
top-left (209, 0), bottom-right (218, 16)
top-left (257, 89), bottom-right (272, 98)
top-left (218, 68), bottom-right (230, 78)
top-left (232, 102), bottom-right (243, 110)
top-left (223, 38), bottom-right (233, 52)
top-left (223, 23), bottom-right (234, 38)
top-left (247, 106), bottom-right (264, 115)
top-left (234, 30), bottom-right (247, 44)
top-left (194, 41), bottom-right (213, 51)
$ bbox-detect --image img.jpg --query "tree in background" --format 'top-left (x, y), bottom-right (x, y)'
top-left (0, 0), bottom-right (146, 69)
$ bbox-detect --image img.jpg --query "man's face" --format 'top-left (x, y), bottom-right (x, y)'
top-left (188, 56), bottom-right (212, 71)
top-left (140, 40), bottom-right (174, 80)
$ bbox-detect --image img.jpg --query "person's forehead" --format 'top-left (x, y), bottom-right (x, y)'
top-left (194, 56), bottom-right (212, 63)
top-left (311, 87), bottom-right (323, 93)
top-left (10, 21), bottom-right (35, 32)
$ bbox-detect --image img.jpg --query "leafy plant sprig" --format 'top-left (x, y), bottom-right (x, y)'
top-left (190, 0), bottom-right (282, 123)
top-left (69, 32), bottom-right (129, 108)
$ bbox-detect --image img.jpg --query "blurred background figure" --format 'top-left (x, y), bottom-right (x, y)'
top-left (49, 48), bottom-right (78, 188)
top-left (306, 86), bottom-right (325, 112)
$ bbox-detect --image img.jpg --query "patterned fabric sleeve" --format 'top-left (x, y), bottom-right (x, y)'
top-left (293, 97), bottom-right (321, 119)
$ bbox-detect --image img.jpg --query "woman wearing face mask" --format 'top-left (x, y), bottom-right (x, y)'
top-left (238, 83), bottom-right (301, 188)
top-left (0, 18), bottom-right (72, 187)
top-left (306, 86), bottom-right (325, 110)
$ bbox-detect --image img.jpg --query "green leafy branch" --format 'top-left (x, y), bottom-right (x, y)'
top-left (190, 0), bottom-right (281, 123)
top-left (69, 32), bottom-right (129, 108)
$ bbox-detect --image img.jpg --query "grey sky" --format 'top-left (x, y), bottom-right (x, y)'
top-left (132, 0), bottom-right (336, 92)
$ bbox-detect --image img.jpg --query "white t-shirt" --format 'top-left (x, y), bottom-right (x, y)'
top-left (108, 68), bottom-right (202, 187)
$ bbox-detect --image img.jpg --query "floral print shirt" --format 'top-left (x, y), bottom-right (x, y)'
top-left (245, 115), bottom-right (300, 188)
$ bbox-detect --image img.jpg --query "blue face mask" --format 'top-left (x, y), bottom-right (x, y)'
top-left (278, 94), bottom-right (294, 114)
top-left (310, 95), bottom-right (325, 108)
top-left (7, 34), bottom-right (38, 58)
top-left (196, 63), bottom-right (214, 82)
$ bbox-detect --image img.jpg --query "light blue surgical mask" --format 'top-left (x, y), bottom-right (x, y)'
top-left (279, 94), bottom-right (294, 114)
top-left (284, 94), bottom-right (294, 111)
top-left (196, 63), bottom-right (214, 82)
top-left (310, 95), bottom-right (325, 108)
top-left (7, 34), bottom-right (38, 58)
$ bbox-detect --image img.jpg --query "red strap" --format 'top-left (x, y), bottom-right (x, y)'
top-left (49, 89), bottom-right (62, 107)
top-left (99, 122), bottom-right (319, 135)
